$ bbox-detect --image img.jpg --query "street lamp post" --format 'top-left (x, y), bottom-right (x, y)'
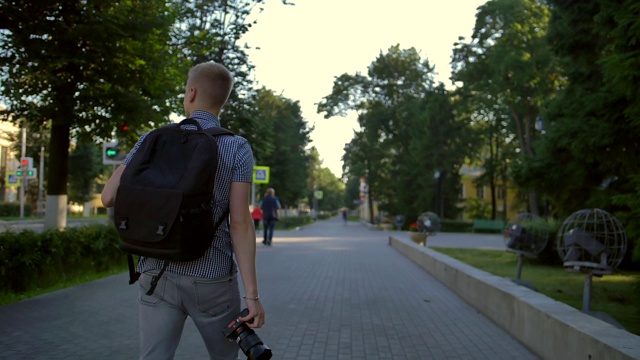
top-left (535, 117), bottom-right (549, 218)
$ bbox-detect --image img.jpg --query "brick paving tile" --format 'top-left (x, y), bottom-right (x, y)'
top-left (0, 217), bottom-right (537, 359)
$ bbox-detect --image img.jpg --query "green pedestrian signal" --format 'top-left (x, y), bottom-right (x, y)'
top-left (106, 148), bottom-right (118, 158)
top-left (16, 168), bottom-right (37, 178)
top-left (103, 142), bottom-right (126, 165)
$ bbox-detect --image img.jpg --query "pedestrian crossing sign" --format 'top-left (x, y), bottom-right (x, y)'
top-left (6, 172), bottom-right (20, 187)
top-left (253, 166), bottom-right (270, 184)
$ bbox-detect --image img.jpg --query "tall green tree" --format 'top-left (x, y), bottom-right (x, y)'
top-left (305, 147), bottom-right (345, 212)
top-left (252, 88), bottom-right (312, 207)
top-left (319, 46), bottom-right (434, 219)
top-left (320, 45), bottom-right (469, 222)
top-left (0, 0), bottom-right (178, 227)
top-left (520, 0), bottom-right (640, 262)
top-left (451, 0), bottom-right (562, 216)
top-left (398, 84), bottom-right (469, 221)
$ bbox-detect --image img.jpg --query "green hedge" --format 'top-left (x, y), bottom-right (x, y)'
top-left (275, 215), bottom-right (314, 229)
top-left (440, 220), bottom-right (474, 233)
top-left (0, 202), bottom-right (33, 217)
top-left (0, 224), bottom-right (125, 293)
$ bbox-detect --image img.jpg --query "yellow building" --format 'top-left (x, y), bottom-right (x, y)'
top-left (458, 165), bottom-right (524, 221)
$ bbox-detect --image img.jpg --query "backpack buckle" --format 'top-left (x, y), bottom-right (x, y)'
top-left (156, 222), bottom-right (167, 235)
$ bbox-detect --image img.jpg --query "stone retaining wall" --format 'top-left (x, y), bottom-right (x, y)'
top-left (389, 235), bottom-right (640, 360)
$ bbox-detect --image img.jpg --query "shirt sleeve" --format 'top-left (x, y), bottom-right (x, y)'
top-left (122, 132), bottom-right (150, 165)
top-left (232, 137), bottom-right (254, 183)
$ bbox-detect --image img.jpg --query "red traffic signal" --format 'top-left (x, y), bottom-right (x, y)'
top-left (20, 157), bottom-right (33, 169)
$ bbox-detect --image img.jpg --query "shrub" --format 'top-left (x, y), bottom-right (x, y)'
top-left (0, 202), bottom-right (32, 217)
top-left (0, 224), bottom-right (125, 293)
top-left (275, 215), bottom-right (314, 229)
top-left (440, 220), bottom-right (473, 233)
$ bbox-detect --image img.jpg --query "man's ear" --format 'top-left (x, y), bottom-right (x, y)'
top-left (187, 87), bottom-right (197, 103)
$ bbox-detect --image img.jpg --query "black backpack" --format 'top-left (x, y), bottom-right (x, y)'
top-left (114, 118), bottom-right (234, 295)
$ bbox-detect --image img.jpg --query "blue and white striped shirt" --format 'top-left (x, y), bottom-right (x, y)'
top-left (123, 110), bottom-right (254, 279)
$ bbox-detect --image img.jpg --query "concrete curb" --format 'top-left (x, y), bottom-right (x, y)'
top-left (389, 235), bottom-right (640, 360)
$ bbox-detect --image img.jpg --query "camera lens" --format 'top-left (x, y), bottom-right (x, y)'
top-left (235, 326), bottom-right (272, 360)
top-left (223, 308), bottom-right (272, 360)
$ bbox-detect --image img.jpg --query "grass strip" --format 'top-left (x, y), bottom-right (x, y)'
top-left (431, 247), bottom-right (640, 336)
top-left (0, 264), bottom-right (128, 307)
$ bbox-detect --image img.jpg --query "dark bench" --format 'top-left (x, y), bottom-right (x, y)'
top-left (472, 219), bottom-right (506, 233)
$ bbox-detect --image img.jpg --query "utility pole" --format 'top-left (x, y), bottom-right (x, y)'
top-left (38, 144), bottom-right (45, 217)
top-left (19, 127), bottom-right (26, 218)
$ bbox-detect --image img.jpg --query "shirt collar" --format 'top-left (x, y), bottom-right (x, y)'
top-left (189, 110), bottom-right (221, 128)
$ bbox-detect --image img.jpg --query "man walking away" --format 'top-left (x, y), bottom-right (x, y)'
top-left (260, 188), bottom-right (281, 246)
top-left (101, 61), bottom-right (265, 360)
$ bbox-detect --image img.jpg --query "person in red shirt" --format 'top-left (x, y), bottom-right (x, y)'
top-left (251, 206), bottom-right (262, 230)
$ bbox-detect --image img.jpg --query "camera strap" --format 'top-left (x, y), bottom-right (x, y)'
top-left (146, 261), bottom-right (169, 296)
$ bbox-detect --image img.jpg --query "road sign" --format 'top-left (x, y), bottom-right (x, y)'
top-left (6, 172), bottom-right (20, 187)
top-left (253, 166), bottom-right (270, 184)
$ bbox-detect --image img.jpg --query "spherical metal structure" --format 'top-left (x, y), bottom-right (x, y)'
top-left (504, 213), bottom-right (549, 256)
top-left (417, 212), bottom-right (440, 236)
top-left (557, 208), bottom-right (627, 272)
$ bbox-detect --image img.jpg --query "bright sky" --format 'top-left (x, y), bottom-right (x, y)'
top-left (241, 0), bottom-right (487, 177)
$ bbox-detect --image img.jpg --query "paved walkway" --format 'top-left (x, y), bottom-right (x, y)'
top-left (0, 217), bottom-right (536, 359)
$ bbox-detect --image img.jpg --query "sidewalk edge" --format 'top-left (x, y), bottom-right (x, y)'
top-left (389, 235), bottom-right (640, 360)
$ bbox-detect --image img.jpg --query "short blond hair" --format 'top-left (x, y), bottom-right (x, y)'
top-left (187, 62), bottom-right (234, 109)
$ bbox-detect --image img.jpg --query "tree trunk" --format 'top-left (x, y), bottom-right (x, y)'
top-left (528, 190), bottom-right (540, 216)
top-left (45, 122), bottom-right (71, 229)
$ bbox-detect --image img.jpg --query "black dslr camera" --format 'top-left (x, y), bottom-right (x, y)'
top-left (223, 308), bottom-right (272, 360)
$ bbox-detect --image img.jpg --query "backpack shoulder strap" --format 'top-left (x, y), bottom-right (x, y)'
top-left (205, 126), bottom-right (234, 137)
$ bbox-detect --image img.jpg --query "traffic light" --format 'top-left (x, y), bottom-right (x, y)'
top-left (17, 157), bottom-right (37, 179)
top-left (103, 142), bottom-right (127, 165)
top-left (20, 157), bottom-right (33, 169)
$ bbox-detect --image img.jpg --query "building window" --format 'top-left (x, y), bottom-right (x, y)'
top-left (497, 185), bottom-right (506, 200)
top-left (476, 185), bottom-right (485, 200)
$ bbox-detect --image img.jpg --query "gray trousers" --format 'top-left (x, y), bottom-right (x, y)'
top-left (138, 269), bottom-right (241, 360)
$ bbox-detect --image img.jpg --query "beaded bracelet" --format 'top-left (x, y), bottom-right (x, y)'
top-left (242, 295), bottom-right (260, 301)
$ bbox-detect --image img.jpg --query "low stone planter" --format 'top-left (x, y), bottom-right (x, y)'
top-left (408, 232), bottom-right (428, 246)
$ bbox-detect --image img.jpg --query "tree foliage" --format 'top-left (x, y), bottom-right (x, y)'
top-left (319, 45), bottom-right (470, 223)
top-left (0, 0), bottom-right (302, 226)
top-left (251, 88), bottom-right (312, 207)
top-left (0, 0), bottom-right (178, 204)
top-left (451, 0), bottom-right (562, 216)
top-left (518, 0), bottom-right (640, 262)
top-left (305, 147), bottom-right (345, 212)
top-left (68, 140), bottom-right (104, 204)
